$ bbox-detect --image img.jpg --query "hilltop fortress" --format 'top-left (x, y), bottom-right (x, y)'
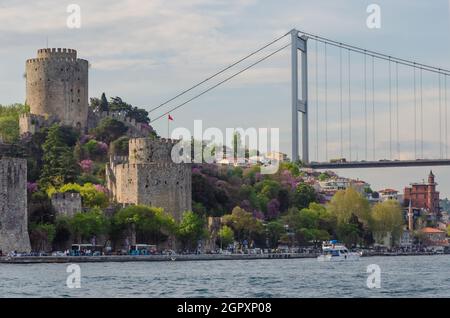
top-left (15, 48), bottom-right (191, 228)
top-left (21, 48), bottom-right (89, 132)
top-left (19, 48), bottom-right (153, 138)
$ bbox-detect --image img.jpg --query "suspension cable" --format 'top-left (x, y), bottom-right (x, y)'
top-left (150, 43), bottom-right (291, 123)
top-left (147, 32), bottom-right (290, 114)
top-left (348, 49), bottom-right (352, 161)
top-left (295, 29), bottom-right (450, 76)
top-left (315, 40), bottom-right (319, 162)
top-left (340, 47), bottom-right (343, 158)
top-left (446, 75), bottom-right (448, 158)
top-left (364, 53), bottom-right (368, 160)
top-left (372, 55), bottom-right (375, 161)
top-left (439, 71), bottom-right (443, 159)
top-left (413, 65), bottom-right (417, 159)
top-left (389, 58), bottom-right (392, 159)
top-left (420, 68), bottom-right (424, 158)
top-left (324, 42), bottom-right (328, 161)
top-left (396, 62), bottom-right (400, 159)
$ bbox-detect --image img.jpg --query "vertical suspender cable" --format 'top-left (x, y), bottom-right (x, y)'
top-left (420, 68), bottom-right (424, 158)
top-left (396, 62), bottom-right (400, 159)
top-left (324, 43), bottom-right (328, 161)
top-left (389, 58), bottom-right (392, 159)
top-left (315, 40), bottom-right (319, 162)
top-left (445, 74), bottom-right (448, 157)
top-left (364, 53), bottom-right (368, 160)
top-left (340, 47), bottom-right (343, 158)
top-left (439, 71), bottom-right (443, 159)
top-left (413, 66), bottom-right (417, 159)
top-left (372, 55), bottom-right (376, 161)
top-left (348, 49), bottom-right (352, 161)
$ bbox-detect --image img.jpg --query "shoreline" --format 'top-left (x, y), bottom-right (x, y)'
top-left (0, 252), bottom-right (448, 264)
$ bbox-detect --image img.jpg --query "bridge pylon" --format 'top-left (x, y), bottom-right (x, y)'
top-left (291, 29), bottom-right (309, 164)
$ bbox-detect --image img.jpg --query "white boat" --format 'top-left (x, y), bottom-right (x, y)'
top-left (317, 241), bottom-right (360, 262)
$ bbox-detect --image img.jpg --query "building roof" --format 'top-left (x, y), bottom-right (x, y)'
top-left (379, 188), bottom-right (398, 194)
top-left (420, 227), bottom-right (446, 234)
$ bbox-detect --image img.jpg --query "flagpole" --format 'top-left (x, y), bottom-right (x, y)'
top-left (167, 117), bottom-right (170, 138)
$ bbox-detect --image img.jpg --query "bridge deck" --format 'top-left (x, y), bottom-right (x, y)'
top-left (307, 159), bottom-right (450, 169)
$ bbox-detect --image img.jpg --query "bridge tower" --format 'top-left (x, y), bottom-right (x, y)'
top-left (290, 29), bottom-right (309, 164)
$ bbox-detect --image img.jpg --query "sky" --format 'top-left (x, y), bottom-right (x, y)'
top-left (0, 0), bottom-right (450, 195)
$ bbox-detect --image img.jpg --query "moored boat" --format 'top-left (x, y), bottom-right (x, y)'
top-left (317, 240), bottom-right (360, 262)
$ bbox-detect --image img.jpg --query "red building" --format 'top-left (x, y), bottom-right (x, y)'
top-left (403, 171), bottom-right (440, 215)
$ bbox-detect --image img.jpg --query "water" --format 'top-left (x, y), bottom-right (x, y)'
top-left (1, 255), bottom-right (449, 297)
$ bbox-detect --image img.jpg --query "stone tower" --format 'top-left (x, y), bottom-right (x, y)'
top-left (106, 138), bottom-right (192, 222)
top-left (0, 157), bottom-right (31, 253)
top-left (25, 48), bottom-right (89, 130)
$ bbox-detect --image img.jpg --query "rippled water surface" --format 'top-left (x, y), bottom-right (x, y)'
top-left (1, 256), bottom-right (450, 297)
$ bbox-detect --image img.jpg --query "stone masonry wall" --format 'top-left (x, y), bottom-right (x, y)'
top-left (26, 48), bottom-right (89, 130)
top-left (51, 192), bottom-right (82, 217)
top-left (106, 138), bottom-right (192, 221)
top-left (0, 158), bottom-right (31, 253)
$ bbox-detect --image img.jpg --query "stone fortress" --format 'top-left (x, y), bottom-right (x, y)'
top-left (106, 138), bottom-right (192, 222)
top-left (21, 48), bottom-right (89, 133)
top-left (0, 155), bottom-right (31, 253)
top-left (1, 48), bottom-right (191, 254)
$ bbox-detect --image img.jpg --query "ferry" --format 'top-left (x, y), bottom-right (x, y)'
top-left (317, 240), bottom-right (360, 262)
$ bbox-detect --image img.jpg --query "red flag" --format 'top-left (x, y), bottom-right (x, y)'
top-left (168, 114), bottom-right (174, 121)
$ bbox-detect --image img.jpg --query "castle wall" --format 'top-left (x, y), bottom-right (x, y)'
top-left (51, 192), bottom-right (82, 217)
top-left (136, 163), bottom-right (192, 221)
top-left (26, 48), bottom-right (89, 130)
top-left (106, 138), bottom-right (192, 222)
top-left (0, 158), bottom-right (31, 253)
top-left (129, 138), bottom-right (176, 164)
top-left (106, 162), bottom-right (139, 205)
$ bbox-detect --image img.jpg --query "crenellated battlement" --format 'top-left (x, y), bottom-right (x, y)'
top-left (92, 111), bottom-right (154, 136)
top-left (51, 192), bottom-right (81, 200)
top-left (37, 48), bottom-right (77, 59)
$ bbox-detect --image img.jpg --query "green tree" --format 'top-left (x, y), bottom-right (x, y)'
top-left (113, 205), bottom-right (176, 245)
top-left (266, 220), bottom-right (285, 248)
top-left (92, 118), bottom-right (128, 143)
top-left (282, 203), bottom-right (333, 246)
top-left (0, 116), bottom-right (19, 143)
top-left (371, 200), bottom-right (404, 247)
top-left (218, 225), bottom-right (234, 248)
top-left (0, 103), bottom-right (29, 142)
top-left (292, 183), bottom-right (318, 210)
top-left (53, 216), bottom-right (72, 250)
top-left (100, 93), bottom-right (109, 112)
top-left (222, 206), bottom-right (264, 242)
top-left (110, 136), bottom-right (129, 156)
top-left (70, 208), bottom-right (109, 243)
top-left (29, 223), bottom-right (56, 252)
top-left (327, 187), bottom-right (372, 226)
top-left (49, 183), bottom-right (109, 208)
top-left (40, 124), bottom-right (79, 188)
top-left (176, 211), bottom-right (207, 250)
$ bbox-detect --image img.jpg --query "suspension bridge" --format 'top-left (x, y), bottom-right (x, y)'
top-left (147, 29), bottom-right (450, 169)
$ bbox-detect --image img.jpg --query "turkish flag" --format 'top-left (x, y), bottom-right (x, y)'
top-left (168, 114), bottom-right (174, 121)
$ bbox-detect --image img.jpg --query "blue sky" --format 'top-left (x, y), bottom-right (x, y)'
top-left (1, 0), bottom-right (450, 195)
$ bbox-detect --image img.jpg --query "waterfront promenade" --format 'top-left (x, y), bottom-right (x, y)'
top-left (1, 251), bottom-right (448, 264)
